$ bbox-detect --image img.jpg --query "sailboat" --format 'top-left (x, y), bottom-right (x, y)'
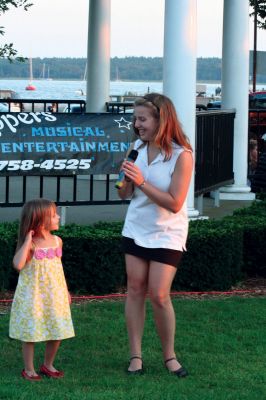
top-left (115, 66), bottom-right (121, 81)
top-left (25, 58), bottom-right (36, 91)
top-left (39, 63), bottom-right (45, 79)
top-left (46, 66), bottom-right (52, 80)
top-left (75, 62), bottom-right (86, 96)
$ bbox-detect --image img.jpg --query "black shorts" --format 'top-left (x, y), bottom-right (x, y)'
top-left (121, 237), bottom-right (183, 268)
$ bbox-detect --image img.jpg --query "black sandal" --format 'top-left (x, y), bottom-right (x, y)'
top-left (165, 357), bottom-right (188, 378)
top-left (127, 356), bottom-right (144, 375)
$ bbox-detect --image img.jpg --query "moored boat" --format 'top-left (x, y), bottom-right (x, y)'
top-left (25, 58), bottom-right (36, 91)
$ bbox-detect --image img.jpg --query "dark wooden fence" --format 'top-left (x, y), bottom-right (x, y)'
top-left (195, 110), bottom-right (235, 195)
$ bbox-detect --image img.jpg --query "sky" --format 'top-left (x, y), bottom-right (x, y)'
top-left (1, 0), bottom-right (266, 59)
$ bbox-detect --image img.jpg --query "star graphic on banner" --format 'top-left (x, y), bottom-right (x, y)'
top-left (114, 117), bottom-right (132, 130)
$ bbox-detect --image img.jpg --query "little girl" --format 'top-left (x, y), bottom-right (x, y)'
top-left (9, 198), bottom-right (75, 381)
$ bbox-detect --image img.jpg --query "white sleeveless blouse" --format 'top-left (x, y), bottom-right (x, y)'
top-left (122, 139), bottom-right (190, 251)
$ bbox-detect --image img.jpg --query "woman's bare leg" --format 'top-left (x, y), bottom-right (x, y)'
top-left (125, 254), bottom-right (149, 371)
top-left (148, 262), bottom-right (182, 371)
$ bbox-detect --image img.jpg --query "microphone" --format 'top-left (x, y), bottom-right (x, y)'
top-left (115, 149), bottom-right (138, 189)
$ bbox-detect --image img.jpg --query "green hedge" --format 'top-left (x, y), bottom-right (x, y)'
top-left (228, 200), bottom-right (266, 277)
top-left (60, 225), bottom-right (125, 294)
top-left (1, 201), bottom-right (265, 294)
top-left (0, 222), bottom-right (19, 291)
top-left (173, 220), bottom-right (243, 291)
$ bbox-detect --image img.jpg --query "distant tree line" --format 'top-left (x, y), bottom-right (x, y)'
top-left (0, 54), bottom-right (265, 82)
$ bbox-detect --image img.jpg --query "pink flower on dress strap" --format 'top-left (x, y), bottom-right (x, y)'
top-left (34, 249), bottom-right (46, 260)
top-left (55, 247), bottom-right (62, 258)
top-left (46, 248), bottom-right (56, 259)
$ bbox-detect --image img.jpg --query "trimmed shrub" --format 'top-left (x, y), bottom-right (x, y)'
top-left (174, 219), bottom-right (243, 291)
top-left (60, 226), bottom-right (125, 294)
top-left (1, 200), bottom-right (266, 294)
top-left (0, 222), bottom-right (18, 290)
top-left (223, 215), bottom-right (266, 277)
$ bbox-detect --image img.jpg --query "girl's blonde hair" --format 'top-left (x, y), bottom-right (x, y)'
top-left (133, 93), bottom-right (192, 159)
top-left (17, 198), bottom-right (56, 249)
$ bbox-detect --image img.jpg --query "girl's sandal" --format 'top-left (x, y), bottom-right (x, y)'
top-left (127, 356), bottom-right (144, 375)
top-left (21, 369), bottom-right (42, 381)
top-left (39, 364), bottom-right (64, 378)
top-left (165, 357), bottom-right (188, 378)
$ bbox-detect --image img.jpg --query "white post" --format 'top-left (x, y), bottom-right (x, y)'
top-left (59, 206), bottom-right (68, 227)
top-left (220, 0), bottom-right (255, 200)
top-left (86, 0), bottom-right (111, 112)
top-left (163, 0), bottom-right (199, 217)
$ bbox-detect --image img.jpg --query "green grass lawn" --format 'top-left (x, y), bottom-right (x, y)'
top-left (0, 297), bottom-right (266, 400)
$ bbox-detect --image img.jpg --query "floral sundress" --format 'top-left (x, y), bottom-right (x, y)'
top-left (9, 235), bottom-right (75, 342)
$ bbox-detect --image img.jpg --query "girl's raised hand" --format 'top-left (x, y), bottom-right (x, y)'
top-left (25, 230), bottom-right (34, 245)
top-left (13, 230), bottom-right (35, 271)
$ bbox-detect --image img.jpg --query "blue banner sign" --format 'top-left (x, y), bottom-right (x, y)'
top-left (0, 112), bottom-right (134, 175)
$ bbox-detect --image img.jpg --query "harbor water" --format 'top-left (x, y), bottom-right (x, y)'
top-left (1, 79), bottom-right (265, 101)
top-left (0, 79), bottom-right (260, 100)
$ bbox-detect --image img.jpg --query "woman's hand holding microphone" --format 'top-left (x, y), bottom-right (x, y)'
top-left (122, 161), bottom-right (146, 188)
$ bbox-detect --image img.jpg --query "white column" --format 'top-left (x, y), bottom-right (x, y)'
top-left (220, 0), bottom-right (255, 200)
top-left (163, 0), bottom-right (199, 217)
top-left (86, 0), bottom-right (111, 112)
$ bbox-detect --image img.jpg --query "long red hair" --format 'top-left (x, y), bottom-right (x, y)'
top-left (133, 93), bottom-right (192, 159)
